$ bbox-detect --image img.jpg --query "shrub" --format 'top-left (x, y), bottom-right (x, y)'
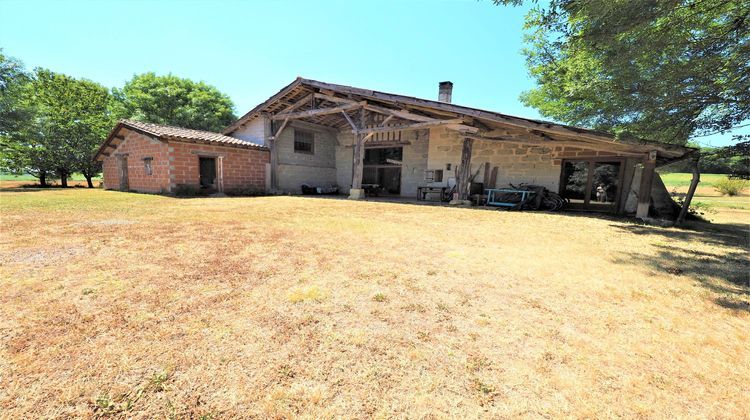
top-left (714, 178), bottom-right (748, 196)
top-left (224, 187), bottom-right (266, 197)
top-left (173, 184), bottom-right (205, 197)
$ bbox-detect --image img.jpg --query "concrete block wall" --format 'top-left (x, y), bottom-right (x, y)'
top-left (276, 122), bottom-right (338, 193)
top-left (101, 128), bottom-right (170, 192)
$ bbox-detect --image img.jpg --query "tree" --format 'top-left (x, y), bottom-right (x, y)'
top-left (494, 0), bottom-right (750, 146)
top-left (114, 73), bottom-right (236, 132)
top-left (0, 53), bottom-right (57, 186)
top-left (1, 66), bottom-right (115, 187)
top-left (0, 50), bottom-right (33, 135)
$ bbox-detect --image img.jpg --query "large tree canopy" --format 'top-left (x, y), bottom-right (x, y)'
top-left (0, 63), bottom-right (115, 187)
top-left (114, 73), bottom-right (237, 132)
top-left (0, 50), bottom-right (33, 136)
top-left (496, 0), bottom-right (750, 146)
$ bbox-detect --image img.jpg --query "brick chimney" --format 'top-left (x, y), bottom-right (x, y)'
top-left (438, 81), bottom-right (453, 103)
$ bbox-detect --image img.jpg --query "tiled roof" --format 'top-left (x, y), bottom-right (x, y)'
top-left (121, 120), bottom-right (266, 149)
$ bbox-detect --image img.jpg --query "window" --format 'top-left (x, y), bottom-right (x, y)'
top-left (294, 130), bottom-right (314, 154)
top-left (424, 169), bottom-right (443, 182)
top-left (143, 157), bottom-right (153, 175)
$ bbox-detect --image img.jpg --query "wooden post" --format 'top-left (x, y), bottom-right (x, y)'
top-left (636, 151), bottom-right (657, 219)
top-left (216, 156), bottom-right (224, 192)
top-left (675, 154), bottom-right (700, 226)
top-left (457, 137), bottom-right (474, 201)
top-left (265, 115), bottom-right (279, 192)
top-left (349, 108), bottom-right (366, 199)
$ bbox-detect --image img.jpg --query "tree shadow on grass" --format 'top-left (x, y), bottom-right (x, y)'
top-left (612, 221), bottom-right (749, 249)
top-left (610, 222), bottom-right (750, 313)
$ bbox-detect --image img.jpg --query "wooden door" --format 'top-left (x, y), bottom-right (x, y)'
top-left (118, 156), bottom-right (129, 191)
top-left (199, 157), bottom-right (217, 190)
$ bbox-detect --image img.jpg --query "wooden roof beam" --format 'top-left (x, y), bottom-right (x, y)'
top-left (314, 92), bottom-right (357, 105)
top-left (357, 118), bottom-right (473, 135)
top-left (363, 104), bottom-right (437, 123)
top-left (464, 133), bottom-right (645, 156)
top-left (271, 102), bottom-right (365, 120)
top-left (275, 93), bottom-right (314, 116)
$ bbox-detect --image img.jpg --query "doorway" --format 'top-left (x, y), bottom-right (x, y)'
top-left (363, 147), bottom-right (402, 195)
top-left (199, 157), bottom-right (217, 190)
top-left (560, 159), bottom-right (624, 212)
top-left (118, 155), bottom-right (129, 191)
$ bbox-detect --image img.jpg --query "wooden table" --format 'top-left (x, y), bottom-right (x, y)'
top-left (417, 186), bottom-right (448, 201)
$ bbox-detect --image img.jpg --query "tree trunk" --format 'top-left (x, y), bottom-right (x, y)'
top-left (85, 174), bottom-right (94, 188)
top-left (39, 171), bottom-right (47, 187)
top-left (675, 156), bottom-right (701, 226)
top-left (58, 170), bottom-right (68, 188)
top-left (457, 138), bottom-right (474, 201)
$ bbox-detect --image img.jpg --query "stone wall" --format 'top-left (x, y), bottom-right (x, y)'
top-left (427, 127), bottom-right (639, 193)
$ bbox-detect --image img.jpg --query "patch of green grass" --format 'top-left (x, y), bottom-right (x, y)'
top-left (0, 172), bottom-right (101, 182)
top-left (288, 285), bottom-right (326, 303)
top-left (693, 197), bottom-right (750, 210)
top-left (372, 293), bottom-right (388, 302)
top-left (659, 172), bottom-right (729, 188)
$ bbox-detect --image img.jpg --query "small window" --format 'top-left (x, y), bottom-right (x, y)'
top-left (143, 157), bottom-right (153, 175)
top-left (294, 130), bottom-right (314, 154)
top-left (424, 169), bottom-right (443, 182)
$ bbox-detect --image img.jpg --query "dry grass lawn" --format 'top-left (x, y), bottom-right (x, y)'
top-left (1, 187), bottom-right (748, 418)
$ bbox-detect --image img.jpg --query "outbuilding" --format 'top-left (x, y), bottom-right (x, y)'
top-left (95, 120), bottom-right (269, 194)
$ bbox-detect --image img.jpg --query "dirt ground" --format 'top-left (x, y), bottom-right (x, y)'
top-left (1, 187), bottom-right (748, 418)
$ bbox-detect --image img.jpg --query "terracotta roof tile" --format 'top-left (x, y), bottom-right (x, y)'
top-left (122, 120), bottom-right (266, 149)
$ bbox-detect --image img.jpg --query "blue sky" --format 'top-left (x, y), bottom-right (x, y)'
top-left (0, 0), bottom-right (743, 146)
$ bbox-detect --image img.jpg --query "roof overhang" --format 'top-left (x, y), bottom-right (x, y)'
top-left (94, 121), bottom-right (161, 162)
top-left (94, 120), bottom-right (269, 162)
top-left (223, 77), bottom-right (696, 164)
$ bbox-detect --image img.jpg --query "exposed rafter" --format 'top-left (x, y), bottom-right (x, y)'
top-left (363, 104), bottom-right (436, 123)
top-left (462, 133), bottom-right (646, 156)
top-left (271, 102), bottom-right (365, 121)
top-left (275, 93), bottom-right (314, 116)
top-left (341, 110), bottom-right (358, 131)
top-left (356, 118), bottom-right (467, 135)
top-left (314, 92), bottom-right (356, 105)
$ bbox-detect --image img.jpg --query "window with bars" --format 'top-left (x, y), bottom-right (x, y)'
top-left (294, 129), bottom-right (314, 154)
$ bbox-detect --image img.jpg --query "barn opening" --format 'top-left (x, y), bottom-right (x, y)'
top-left (560, 159), bottom-right (624, 212)
top-left (363, 147), bottom-right (402, 195)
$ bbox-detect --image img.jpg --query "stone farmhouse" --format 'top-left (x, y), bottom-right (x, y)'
top-left (95, 78), bottom-right (696, 218)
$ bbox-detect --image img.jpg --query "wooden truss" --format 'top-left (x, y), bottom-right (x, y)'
top-left (262, 88), bottom-right (667, 204)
